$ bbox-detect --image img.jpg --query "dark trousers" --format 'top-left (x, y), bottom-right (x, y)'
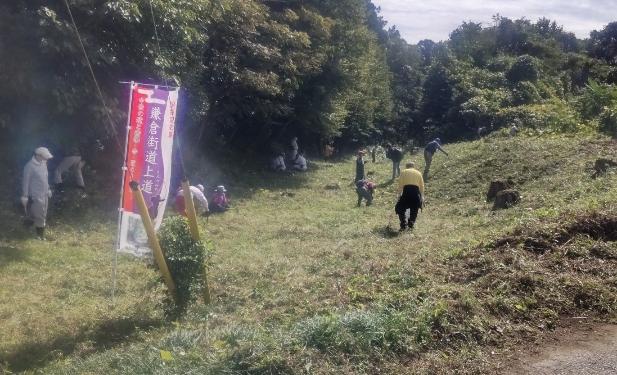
top-left (392, 161), bottom-right (401, 179)
top-left (356, 187), bottom-right (373, 206)
top-left (395, 185), bottom-right (422, 228)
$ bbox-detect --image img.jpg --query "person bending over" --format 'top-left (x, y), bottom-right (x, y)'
top-left (395, 162), bottom-right (424, 231)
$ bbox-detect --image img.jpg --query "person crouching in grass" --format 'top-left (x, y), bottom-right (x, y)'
top-left (355, 179), bottom-right (375, 207)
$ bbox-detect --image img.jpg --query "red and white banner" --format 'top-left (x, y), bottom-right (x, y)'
top-left (117, 83), bottom-right (178, 257)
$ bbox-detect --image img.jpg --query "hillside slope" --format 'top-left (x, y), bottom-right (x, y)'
top-left (1, 134), bottom-right (617, 374)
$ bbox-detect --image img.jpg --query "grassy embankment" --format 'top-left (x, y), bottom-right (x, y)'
top-left (1, 133), bottom-right (617, 374)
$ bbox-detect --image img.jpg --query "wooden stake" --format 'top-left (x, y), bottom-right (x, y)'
top-left (130, 181), bottom-right (177, 302)
top-left (182, 179), bottom-right (200, 241)
top-left (181, 178), bottom-right (211, 304)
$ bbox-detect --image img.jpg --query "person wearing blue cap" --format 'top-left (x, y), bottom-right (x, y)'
top-left (423, 138), bottom-right (448, 180)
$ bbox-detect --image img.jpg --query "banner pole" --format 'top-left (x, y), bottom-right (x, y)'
top-left (112, 81), bottom-right (135, 302)
top-left (130, 181), bottom-right (177, 302)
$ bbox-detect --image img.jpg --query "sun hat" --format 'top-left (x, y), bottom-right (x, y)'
top-left (34, 147), bottom-right (53, 160)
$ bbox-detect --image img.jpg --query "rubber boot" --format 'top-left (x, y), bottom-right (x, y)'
top-left (36, 227), bottom-right (45, 240)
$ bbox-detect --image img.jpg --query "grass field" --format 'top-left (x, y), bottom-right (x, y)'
top-left (2, 133), bottom-right (617, 374)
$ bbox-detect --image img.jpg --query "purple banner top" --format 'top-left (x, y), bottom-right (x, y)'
top-left (140, 88), bottom-right (169, 207)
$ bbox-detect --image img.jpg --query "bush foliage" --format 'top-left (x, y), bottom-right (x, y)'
top-left (158, 216), bottom-right (212, 316)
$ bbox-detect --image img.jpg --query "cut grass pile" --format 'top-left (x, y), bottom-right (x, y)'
top-left (1, 133), bottom-right (617, 373)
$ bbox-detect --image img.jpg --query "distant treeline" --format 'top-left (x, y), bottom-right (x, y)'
top-left (1, 1), bottom-right (616, 166)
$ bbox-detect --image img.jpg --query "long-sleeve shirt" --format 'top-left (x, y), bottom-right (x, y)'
top-left (54, 155), bottom-right (85, 186)
top-left (211, 192), bottom-right (229, 208)
top-left (293, 155), bottom-right (307, 171)
top-left (271, 156), bottom-right (286, 171)
top-left (425, 141), bottom-right (445, 155)
top-left (386, 148), bottom-right (403, 162)
top-left (177, 186), bottom-right (209, 213)
top-left (23, 157), bottom-right (50, 199)
top-left (397, 168), bottom-right (424, 195)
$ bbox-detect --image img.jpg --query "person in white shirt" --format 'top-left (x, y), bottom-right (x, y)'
top-left (292, 151), bottom-right (308, 171)
top-left (289, 137), bottom-right (299, 160)
top-left (54, 153), bottom-right (86, 191)
top-left (174, 184), bottom-right (209, 216)
top-left (271, 153), bottom-right (286, 171)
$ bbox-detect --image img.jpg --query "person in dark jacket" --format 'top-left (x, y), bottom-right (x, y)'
top-left (423, 138), bottom-right (448, 180)
top-left (355, 150), bottom-right (367, 182)
top-left (385, 144), bottom-right (403, 180)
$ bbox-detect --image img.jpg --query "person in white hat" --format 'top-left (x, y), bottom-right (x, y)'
top-left (22, 146), bottom-right (53, 239)
top-left (210, 185), bottom-right (230, 213)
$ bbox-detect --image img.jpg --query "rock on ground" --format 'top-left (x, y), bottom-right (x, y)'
top-left (487, 178), bottom-right (514, 201)
top-left (493, 189), bottom-right (520, 210)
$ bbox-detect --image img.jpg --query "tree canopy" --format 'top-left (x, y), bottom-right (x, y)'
top-left (0, 2), bottom-right (615, 169)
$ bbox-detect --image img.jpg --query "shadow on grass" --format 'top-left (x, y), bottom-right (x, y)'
top-left (0, 246), bottom-right (28, 269)
top-left (1, 316), bottom-right (163, 373)
top-left (0, 205), bottom-right (39, 242)
top-left (371, 224), bottom-right (400, 239)
top-left (231, 169), bottom-right (312, 200)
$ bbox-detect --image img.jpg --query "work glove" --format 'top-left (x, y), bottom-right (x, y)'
top-left (20, 196), bottom-right (29, 208)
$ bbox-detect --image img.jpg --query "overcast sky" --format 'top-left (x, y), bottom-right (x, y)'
top-left (371, 0), bottom-right (616, 44)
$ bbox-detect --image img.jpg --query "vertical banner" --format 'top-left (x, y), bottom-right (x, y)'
top-left (117, 83), bottom-right (178, 257)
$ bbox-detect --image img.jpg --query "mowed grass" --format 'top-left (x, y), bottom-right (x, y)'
top-left (2, 133), bottom-right (617, 374)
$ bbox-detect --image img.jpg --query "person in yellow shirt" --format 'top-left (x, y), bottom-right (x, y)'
top-left (396, 162), bottom-right (424, 231)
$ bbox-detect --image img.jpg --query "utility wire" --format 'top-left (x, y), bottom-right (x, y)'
top-left (63, 0), bottom-right (137, 304)
top-left (148, 0), bottom-right (168, 87)
top-left (148, 0), bottom-right (188, 179)
top-left (62, 0), bottom-right (123, 152)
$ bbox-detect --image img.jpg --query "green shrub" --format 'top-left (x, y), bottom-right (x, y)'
top-left (486, 54), bottom-right (515, 73)
top-left (158, 216), bottom-right (213, 317)
top-left (599, 106), bottom-right (617, 138)
top-left (506, 55), bottom-right (539, 83)
top-left (496, 100), bottom-right (581, 132)
top-left (577, 81), bottom-right (617, 119)
top-left (512, 81), bottom-right (541, 105)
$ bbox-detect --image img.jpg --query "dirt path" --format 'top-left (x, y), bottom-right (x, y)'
top-left (508, 321), bottom-right (617, 374)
